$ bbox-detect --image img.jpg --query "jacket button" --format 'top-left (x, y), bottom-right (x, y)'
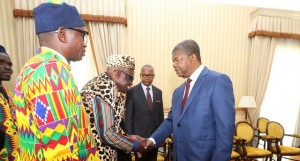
top-left (177, 123), bottom-right (180, 127)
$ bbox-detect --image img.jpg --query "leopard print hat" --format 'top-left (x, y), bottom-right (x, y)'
top-left (106, 54), bottom-right (135, 70)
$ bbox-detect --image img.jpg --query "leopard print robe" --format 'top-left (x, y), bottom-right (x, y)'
top-left (80, 73), bottom-right (133, 161)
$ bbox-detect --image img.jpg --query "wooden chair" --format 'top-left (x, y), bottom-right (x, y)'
top-left (256, 117), bottom-right (270, 148)
top-left (235, 121), bottom-right (272, 161)
top-left (157, 136), bottom-right (172, 161)
top-left (231, 137), bottom-right (242, 161)
top-left (266, 121), bottom-right (300, 161)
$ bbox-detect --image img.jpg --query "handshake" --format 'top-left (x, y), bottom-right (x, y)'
top-left (127, 135), bottom-right (155, 157)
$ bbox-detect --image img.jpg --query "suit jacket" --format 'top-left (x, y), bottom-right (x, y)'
top-left (151, 67), bottom-right (235, 161)
top-left (125, 83), bottom-right (164, 138)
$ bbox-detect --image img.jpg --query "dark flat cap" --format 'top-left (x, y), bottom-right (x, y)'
top-left (0, 45), bottom-right (7, 54)
top-left (34, 2), bottom-right (85, 34)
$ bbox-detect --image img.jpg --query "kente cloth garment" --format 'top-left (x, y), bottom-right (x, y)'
top-left (13, 47), bottom-right (99, 161)
top-left (0, 88), bottom-right (19, 160)
top-left (81, 73), bottom-right (133, 161)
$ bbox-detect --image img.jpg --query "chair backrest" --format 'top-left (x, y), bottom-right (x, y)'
top-left (257, 117), bottom-right (269, 133)
top-left (236, 121), bottom-right (254, 144)
top-left (266, 121), bottom-right (284, 140)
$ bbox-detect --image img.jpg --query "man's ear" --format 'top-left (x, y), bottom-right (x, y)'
top-left (113, 69), bottom-right (122, 79)
top-left (56, 27), bottom-right (68, 43)
top-left (191, 54), bottom-right (197, 64)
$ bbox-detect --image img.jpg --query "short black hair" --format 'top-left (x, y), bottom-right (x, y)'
top-left (172, 39), bottom-right (201, 62)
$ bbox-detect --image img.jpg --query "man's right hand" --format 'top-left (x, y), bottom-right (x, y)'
top-left (141, 139), bottom-right (154, 151)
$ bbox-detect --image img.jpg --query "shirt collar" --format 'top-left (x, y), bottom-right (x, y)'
top-left (141, 83), bottom-right (152, 91)
top-left (189, 64), bottom-right (204, 82)
top-left (41, 46), bottom-right (69, 65)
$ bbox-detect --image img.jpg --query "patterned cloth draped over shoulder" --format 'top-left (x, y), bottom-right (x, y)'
top-left (13, 47), bottom-right (99, 161)
top-left (0, 88), bottom-right (19, 160)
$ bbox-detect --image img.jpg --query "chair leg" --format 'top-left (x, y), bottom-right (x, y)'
top-left (277, 156), bottom-right (282, 161)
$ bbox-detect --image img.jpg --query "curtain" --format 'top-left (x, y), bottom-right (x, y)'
top-left (88, 22), bottom-right (126, 73)
top-left (248, 8), bottom-right (300, 146)
top-left (294, 107), bottom-right (300, 147)
top-left (13, 0), bottom-right (127, 89)
top-left (247, 8), bottom-right (300, 126)
top-left (247, 36), bottom-right (276, 125)
top-left (15, 17), bottom-right (39, 71)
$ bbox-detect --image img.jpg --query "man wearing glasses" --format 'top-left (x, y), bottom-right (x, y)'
top-left (13, 1), bottom-right (98, 160)
top-left (125, 65), bottom-right (164, 161)
top-left (81, 54), bottom-right (147, 161)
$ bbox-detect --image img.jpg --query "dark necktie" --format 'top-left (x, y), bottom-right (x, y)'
top-left (0, 86), bottom-right (9, 102)
top-left (182, 78), bottom-right (192, 112)
top-left (146, 87), bottom-right (153, 111)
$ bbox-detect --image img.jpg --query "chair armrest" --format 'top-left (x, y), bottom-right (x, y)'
top-left (233, 136), bottom-right (241, 142)
top-left (285, 134), bottom-right (300, 138)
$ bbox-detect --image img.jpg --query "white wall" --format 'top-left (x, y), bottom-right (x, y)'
top-left (126, 0), bottom-right (255, 108)
top-left (1, 0), bottom-right (256, 121)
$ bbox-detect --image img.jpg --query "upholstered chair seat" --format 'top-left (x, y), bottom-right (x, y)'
top-left (245, 146), bottom-right (272, 157)
top-left (270, 145), bottom-right (300, 155)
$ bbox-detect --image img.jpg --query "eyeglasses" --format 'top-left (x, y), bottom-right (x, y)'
top-left (120, 70), bottom-right (134, 81)
top-left (141, 74), bottom-right (154, 78)
top-left (68, 28), bottom-right (89, 44)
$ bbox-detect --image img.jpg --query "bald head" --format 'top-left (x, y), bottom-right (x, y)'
top-left (140, 64), bottom-right (155, 86)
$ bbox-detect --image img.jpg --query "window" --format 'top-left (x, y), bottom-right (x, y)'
top-left (260, 38), bottom-right (300, 146)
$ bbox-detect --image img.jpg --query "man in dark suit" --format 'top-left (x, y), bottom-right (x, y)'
top-left (144, 39), bottom-right (235, 161)
top-left (125, 65), bottom-right (164, 161)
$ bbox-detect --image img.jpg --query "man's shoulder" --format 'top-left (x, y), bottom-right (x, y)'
top-left (19, 55), bottom-right (65, 82)
top-left (82, 73), bottom-right (110, 90)
top-left (205, 68), bottom-right (231, 81)
top-left (151, 85), bottom-right (161, 90)
top-left (130, 83), bottom-right (142, 91)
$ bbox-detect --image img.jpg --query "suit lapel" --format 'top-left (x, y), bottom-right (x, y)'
top-left (178, 67), bottom-right (209, 121)
top-left (152, 87), bottom-right (157, 105)
top-left (173, 84), bottom-right (185, 118)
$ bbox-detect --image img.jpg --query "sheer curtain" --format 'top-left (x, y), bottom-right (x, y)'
top-left (260, 38), bottom-right (300, 146)
top-left (295, 108), bottom-right (300, 147)
top-left (13, 0), bottom-right (127, 90)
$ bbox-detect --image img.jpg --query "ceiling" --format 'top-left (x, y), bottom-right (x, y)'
top-left (198, 0), bottom-right (300, 12)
